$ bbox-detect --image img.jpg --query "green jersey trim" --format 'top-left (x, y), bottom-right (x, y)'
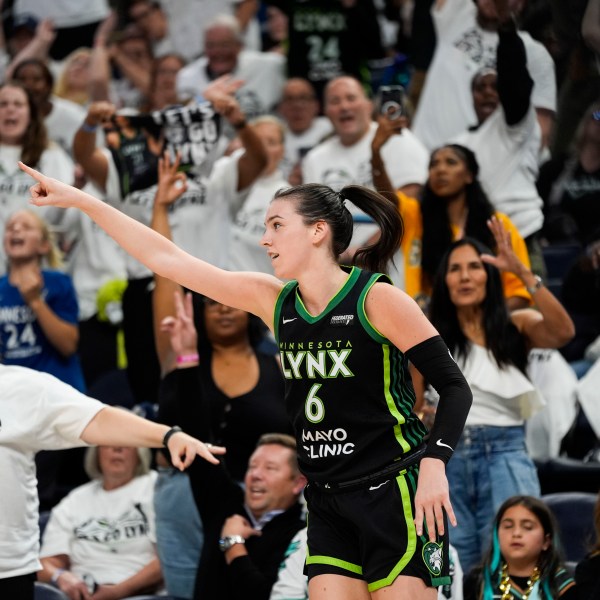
top-left (305, 552), bottom-right (363, 575)
top-left (367, 473), bottom-right (417, 592)
top-left (356, 272), bottom-right (392, 344)
top-left (274, 280), bottom-right (297, 343)
top-left (294, 266), bottom-right (360, 324)
top-left (382, 344), bottom-right (411, 453)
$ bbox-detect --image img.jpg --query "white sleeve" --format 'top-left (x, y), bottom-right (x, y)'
top-left (35, 373), bottom-right (105, 449)
top-left (208, 150), bottom-right (244, 218)
top-left (300, 150), bottom-right (319, 185)
top-left (269, 528), bottom-right (308, 600)
top-left (523, 35), bottom-right (557, 112)
top-left (433, 0), bottom-right (474, 37)
top-left (381, 129), bottom-right (429, 188)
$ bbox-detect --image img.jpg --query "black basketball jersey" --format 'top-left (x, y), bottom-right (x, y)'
top-left (274, 266), bottom-right (428, 484)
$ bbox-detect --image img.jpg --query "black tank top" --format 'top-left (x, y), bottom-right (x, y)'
top-left (201, 350), bottom-right (290, 482)
top-left (274, 266), bottom-right (428, 484)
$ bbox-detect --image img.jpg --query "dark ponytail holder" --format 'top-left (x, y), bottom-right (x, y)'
top-left (337, 190), bottom-right (348, 208)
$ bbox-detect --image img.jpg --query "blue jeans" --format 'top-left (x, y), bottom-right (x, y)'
top-left (154, 468), bottom-right (203, 599)
top-left (446, 425), bottom-right (540, 574)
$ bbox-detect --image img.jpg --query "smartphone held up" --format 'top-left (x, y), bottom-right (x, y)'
top-left (377, 85), bottom-right (407, 121)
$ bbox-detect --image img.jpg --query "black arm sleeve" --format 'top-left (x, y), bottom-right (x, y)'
top-left (405, 336), bottom-right (472, 463)
top-left (497, 24), bottom-right (533, 126)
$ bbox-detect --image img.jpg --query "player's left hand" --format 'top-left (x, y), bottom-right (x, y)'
top-left (414, 457), bottom-right (456, 541)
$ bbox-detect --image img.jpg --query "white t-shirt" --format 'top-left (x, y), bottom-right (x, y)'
top-left (0, 143), bottom-right (74, 274)
top-left (59, 183), bottom-right (127, 321)
top-left (280, 117), bottom-right (333, 180)
top-left (160, 0), bottom-right (233, 62)
top-left (453, 106), bottom-right (543, 238)
top-left (176, 50), bottom-right (286, 120)
top-left (14, 0), bottom-right (110, 27)
top-left (302, 121), bottom-right (428, 190)
top-left (103, 149), bottom-right (241, 279)
top-left (40, 471), bottom-right (158, 586)
top-left (302, 121), bottom-right (428, 245)
top-left (0, 365), bottom-right (104, 579)
top-left (229, 169), bottom-right (290, 274)
top-left (412, 0), bottom-right (556, 151)
top-left (45, 96), bottom-right (86, 158)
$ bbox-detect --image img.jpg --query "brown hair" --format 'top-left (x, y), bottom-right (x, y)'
top-left (256, 433), bottom-right (299, 473)
top-left (0, 81), bottom-right (48, 166)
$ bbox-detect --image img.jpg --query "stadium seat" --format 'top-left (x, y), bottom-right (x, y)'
top-left (542, 492), bottom-right (597, 564)
top-left (536, 457), bottom-right (600, 494)
top-left (541, 243), bottom-right (582, 299)
top-left (34, 582), bottom-right (69, 600)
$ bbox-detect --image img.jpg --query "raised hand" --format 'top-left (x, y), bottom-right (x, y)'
top-left (84, 101), bottom-right (116, 128)
top-left (155, 151), bottom-right (188, 206)
top-left (160, 290), bottom-right (197, 356)
top-left (34, 19), bottom-right (56, 46)
top-left (20, 162), bottom-right (87, 210)
top-left (480, 215), bottom-right (527, 276)
top-left (371, 114), bottom-right (407, 154)
top-left (203, 74), bottom-right (245, 104)
top-left (203, 74), bottom-right (246, 126)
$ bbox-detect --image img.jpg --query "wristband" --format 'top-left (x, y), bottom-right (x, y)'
top-left (232, 120), bottom-right (247, 130)
top-left (162, 425), bottom-right (183, 448)
top-left (176, 353), bottom-right (199, 365)
top-left (80, 122), bottom-right (98, 133)
top-left (526, 275), bottom-right (544, 295)
top-left (51, 568), bottom-right (66, 586)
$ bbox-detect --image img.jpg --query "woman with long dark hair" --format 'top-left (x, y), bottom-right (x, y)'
top-left (370, 132), bottom-right (532, 311)
top-left (21, 162), bottom-right (473, 600)
top-left (428, 224), bottom-right (574, 574)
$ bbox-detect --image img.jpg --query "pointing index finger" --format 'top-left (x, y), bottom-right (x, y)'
top-left (18, 161), bottom-right (43, 180)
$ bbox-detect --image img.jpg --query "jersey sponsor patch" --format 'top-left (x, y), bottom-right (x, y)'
top-left (330, 314), bottom-right (354, 326)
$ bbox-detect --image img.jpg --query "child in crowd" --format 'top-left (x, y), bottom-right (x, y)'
top-left (464, 495), bottom-right (576, 600)
top-left (0, 209), bottom-right (84, 390)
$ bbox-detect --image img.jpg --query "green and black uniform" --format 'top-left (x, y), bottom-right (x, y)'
top-left (274, 266), bottom-right (470, 591)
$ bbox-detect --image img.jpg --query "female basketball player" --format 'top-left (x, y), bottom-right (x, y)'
top-left (20, 162), bottom-right (472, 600)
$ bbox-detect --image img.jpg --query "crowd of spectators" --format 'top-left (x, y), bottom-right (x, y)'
top-left (0, 0), bottom-right (598, 598)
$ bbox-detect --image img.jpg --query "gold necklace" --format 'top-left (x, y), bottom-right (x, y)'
top-left (498, 563), bottom-right (541, 600)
